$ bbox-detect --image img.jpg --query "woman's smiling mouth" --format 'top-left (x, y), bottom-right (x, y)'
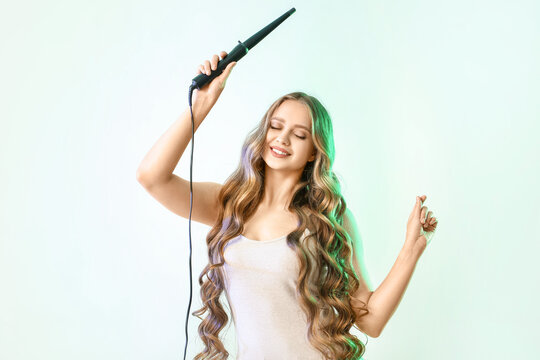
top-left (270, 146), bottom-right (290, 157)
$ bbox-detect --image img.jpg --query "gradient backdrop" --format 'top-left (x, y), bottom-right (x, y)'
top-left (1, 0), bottom-right (539, 359)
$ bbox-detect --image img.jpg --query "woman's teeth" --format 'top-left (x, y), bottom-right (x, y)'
top-left (272, 148), bottom-right (288, 155)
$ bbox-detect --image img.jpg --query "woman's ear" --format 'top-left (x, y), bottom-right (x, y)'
top-left (308, 150), bottom-right (316, 162)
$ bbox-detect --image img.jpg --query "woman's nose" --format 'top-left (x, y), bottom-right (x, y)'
top-left (276, 131), bottom-right (290, 145)
top-left (276, 135), bottom-right (289, 145)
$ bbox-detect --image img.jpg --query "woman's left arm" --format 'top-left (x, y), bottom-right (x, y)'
top-left (346, 195), bottom-right (438, 338)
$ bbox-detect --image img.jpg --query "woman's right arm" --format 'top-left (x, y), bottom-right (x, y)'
top-left (136, 51), bottom-right (237, 227)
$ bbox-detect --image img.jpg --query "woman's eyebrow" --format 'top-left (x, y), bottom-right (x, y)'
top-left (270, 117), bottom-right (311, 131)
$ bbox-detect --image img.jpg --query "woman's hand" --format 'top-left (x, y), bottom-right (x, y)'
top-left (405, 194), bottom-right (438, 255)
top-left (192, 51), bottom-right (237, 107)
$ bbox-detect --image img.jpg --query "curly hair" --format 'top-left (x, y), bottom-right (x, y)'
top-left (192, 91), bottom-right (370, 359)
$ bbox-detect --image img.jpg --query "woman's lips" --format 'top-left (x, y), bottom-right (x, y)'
top-left (270, 146), bottom-right (290, 158)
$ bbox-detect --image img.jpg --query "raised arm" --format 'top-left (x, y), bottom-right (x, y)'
top-left (136, 51), bottom-right (237, 226)
top-left (348, 196), bottom-right (434, 338)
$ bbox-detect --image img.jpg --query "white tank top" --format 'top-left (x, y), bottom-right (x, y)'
top-left (221, 228), bottom-right (327, 359)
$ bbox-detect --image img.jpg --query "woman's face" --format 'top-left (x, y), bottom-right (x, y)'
top-left (262, 99), bottom-right (316, 171)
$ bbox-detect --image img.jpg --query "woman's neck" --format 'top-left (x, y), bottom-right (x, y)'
top-left (261, 167), bottom-right (303, 211)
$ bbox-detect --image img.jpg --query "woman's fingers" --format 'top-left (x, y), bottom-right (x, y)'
top-left (211, 54), bottom-right (219, 70)
top-left (198, 52), bottom-right (228, 76)
top-left (420, 206), bottom-right (427, 223)
top-left (418, 196), bottom-right (437, 228)
top-left (423, 213), bottom-right (438, 231)
top-left (204, 60), bottom-right (211, 75)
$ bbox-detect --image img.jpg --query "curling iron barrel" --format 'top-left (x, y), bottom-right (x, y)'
top-left (190, 7), bottom-right (296, 90)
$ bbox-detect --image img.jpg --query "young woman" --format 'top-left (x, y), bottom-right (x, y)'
top-left (136, 51), bottom-right (438, 360)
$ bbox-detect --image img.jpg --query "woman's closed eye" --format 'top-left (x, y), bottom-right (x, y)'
top-left (270, 126), bottom-right (306, 139)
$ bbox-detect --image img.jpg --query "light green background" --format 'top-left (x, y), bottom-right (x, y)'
top-left (1, 0), bottom-right (538, 359)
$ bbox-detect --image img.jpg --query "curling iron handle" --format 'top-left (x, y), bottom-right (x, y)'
top-left (191, 41), bottom-right (249, 90)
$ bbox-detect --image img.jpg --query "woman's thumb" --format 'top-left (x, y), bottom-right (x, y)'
top-left (222, 61), bottom-right (236, 76)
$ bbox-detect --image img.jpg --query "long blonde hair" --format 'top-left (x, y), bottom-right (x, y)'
top-left (192, 91), bottom-right (370, 359)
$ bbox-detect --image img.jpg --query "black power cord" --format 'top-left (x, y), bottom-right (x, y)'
top-left (182, 84), bottom-right (197, 360)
